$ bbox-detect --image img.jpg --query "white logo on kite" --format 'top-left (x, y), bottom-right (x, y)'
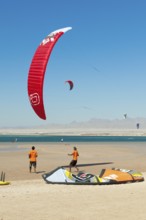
top-left (41, 34), bottom-right (55, 45)
top-left (30, 93), bottom-right (40, 106)
top-left (104, 174), bottom-right (118, 180)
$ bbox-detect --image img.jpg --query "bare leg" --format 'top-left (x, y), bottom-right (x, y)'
top-left (69, 166), bottom-right (71, 172)
top-left (34, 162), bottom-right (37, 173)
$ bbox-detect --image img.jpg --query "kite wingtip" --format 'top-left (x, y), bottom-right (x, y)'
top-left (51, 27), bottom-right (72, 35)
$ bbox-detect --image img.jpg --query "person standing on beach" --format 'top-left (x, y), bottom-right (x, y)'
top-left (68, 146), bottom-right (79, 172)
top-left (28, 146), bottom-right (38, 173)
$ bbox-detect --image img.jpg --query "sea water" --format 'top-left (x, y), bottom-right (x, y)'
top-left (1, 135), bottom-right (146, 142)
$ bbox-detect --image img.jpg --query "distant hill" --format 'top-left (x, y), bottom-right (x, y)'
top-left (37, 117), bottom-right (146, 129)
top-left (1, 117), bottom-right (146, 129)
top-left (1, 117), bottom-right (146, 136)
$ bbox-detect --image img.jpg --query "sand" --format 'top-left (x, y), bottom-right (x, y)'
top-left (0, 141), bottom-right (146, 220)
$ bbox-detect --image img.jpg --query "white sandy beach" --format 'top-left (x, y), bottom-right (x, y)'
top-left (1, 127), bottom-right (146, 136)
top-left (0, 141), bottom-right (146, 219)
top-left (1, 176), bottom-right (146, 220)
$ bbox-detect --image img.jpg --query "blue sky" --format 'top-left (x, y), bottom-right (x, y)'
top-left (0, 0), bottom-right (146, 127)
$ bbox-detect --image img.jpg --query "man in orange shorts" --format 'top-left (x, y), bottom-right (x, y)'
top-left (68, 146), bottom-right (79, 172)
top-left (28, 146), bottom-right (38, 173)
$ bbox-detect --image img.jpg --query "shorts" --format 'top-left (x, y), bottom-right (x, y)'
top-left (70, 160), bottom-right (77, 167)
top-left (30, 161), bottom-right (37, 168)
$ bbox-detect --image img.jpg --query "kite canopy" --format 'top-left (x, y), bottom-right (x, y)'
top-left (65, 80), bottom-right (74, 90)
top-left (28, 27), bottom-right (72, 120)
top-left (42, 167), bottom-right (144, 185)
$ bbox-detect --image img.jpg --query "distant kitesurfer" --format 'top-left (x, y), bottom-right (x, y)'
top-left (28, 146), bottom-right (38, 173)
top-left (68, 146), bottom-right (79, 172)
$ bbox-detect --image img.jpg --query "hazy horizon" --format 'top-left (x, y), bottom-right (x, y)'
top-left (0, 116), bottom-right (146, 130)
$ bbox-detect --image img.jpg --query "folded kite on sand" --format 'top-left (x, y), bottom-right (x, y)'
top-left (42, 167), bottom-right (144, 185)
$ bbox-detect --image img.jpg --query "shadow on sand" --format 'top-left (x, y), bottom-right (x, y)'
top-left (63, 162), bottom-right (113, 168)
top-left (36, 171), bottom-right (46, 174)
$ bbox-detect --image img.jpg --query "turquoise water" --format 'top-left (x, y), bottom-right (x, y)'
top-left (1, 135), bottom-right (146, 142)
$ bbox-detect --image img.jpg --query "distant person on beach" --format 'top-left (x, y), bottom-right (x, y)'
top-left (28, 146), bottom-right (38, 173)
top-left (68, 146), bottom-right (79, 172)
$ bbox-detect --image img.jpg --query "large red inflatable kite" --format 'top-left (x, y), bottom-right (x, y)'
top-left (28, 27), bottom-right (72, 120)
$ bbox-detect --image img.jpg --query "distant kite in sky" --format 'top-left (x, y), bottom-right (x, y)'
top-left (28, 27), bottom-right (72, 120)
top-left (65, 80), bottom-right (74, 90)
top-left (123, 114), bottom-right (127, 119)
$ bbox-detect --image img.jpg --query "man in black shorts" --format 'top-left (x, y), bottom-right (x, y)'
top-left (68, 146), bottom-right (79, 172)
top-left (28, 146), bottom-right (38, 173)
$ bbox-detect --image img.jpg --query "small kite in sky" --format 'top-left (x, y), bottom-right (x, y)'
top-left (65, 80), bottom-right (74, 90)
top-left (123, 114), bottom-right (127, 119)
